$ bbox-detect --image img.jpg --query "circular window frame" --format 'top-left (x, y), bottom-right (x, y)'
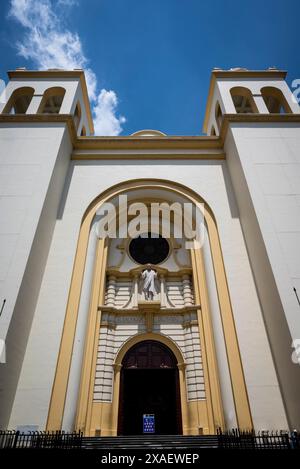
top-left (127, 232), bottom-right (171, 266)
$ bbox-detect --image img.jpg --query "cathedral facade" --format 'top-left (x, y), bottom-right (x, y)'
top-left (0, 68), bottom-right (300, 436)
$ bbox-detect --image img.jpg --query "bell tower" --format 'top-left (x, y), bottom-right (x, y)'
top-left (0, 69), bottom-right (93, 429)
top-left (203, 68), bottom-right (300, 429)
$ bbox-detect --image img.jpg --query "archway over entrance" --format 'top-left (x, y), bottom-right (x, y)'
top-left (118, 340), bottom-right (182, 435)
top-left (47, 178), bottom-right (252, 434)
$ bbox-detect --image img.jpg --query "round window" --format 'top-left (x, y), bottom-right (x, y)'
top-left (129, 233), bottom-right (169, 265)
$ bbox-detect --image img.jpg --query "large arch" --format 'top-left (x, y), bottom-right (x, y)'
top-left (261, 86), bottom-right (292, 114)
top-left (46, 178), bottom-right (253, 434)
top-left (2, 86), bottom-right (34, 114)
top-left (37, 86), bottom-right (66, 114)
top-left (230, 86), bottom-right (258, 113)
top-left (114, 332), bottom-right (186, 367)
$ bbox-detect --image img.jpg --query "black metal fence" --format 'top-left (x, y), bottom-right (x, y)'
top-left (217, 428), bottom-right (300, 449)
top-left (1, 429), bottom-right (299, 450)
top-left (0, 430), bottom-right (83, 449)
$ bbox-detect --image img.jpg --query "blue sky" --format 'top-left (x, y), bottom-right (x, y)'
top-left (0, 0), bottom-right (299, 135)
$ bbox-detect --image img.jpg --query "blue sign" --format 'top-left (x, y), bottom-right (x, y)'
top-left (143, 414), bottom-right (155, 434)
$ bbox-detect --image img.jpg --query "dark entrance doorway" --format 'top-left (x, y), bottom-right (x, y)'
top-left (118, 340), bottom-right (182, 435)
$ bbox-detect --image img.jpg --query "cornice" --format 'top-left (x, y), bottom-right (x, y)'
top-left (8, 70), bottom-right (86, 79)
top-left (211, 70), bottom-right (287, 79)
top-left (2, 112), bottom-right (299, 161)
top-left (99, 305), bottom-right (201, 315)
top-left (0, 113), bottom-right (225, 159)
top-left (0, 114), bottom-right (78, 145)
top-left (71, 151), bottom-right (225, 160)
top-left (72, 134), bottom-right (225, 159)
top-left (74, 135), bottom-right (223, 150)
top-left (219, 113), bottom-right (300, 143)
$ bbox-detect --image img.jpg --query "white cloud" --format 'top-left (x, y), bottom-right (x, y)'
top-left (57, 0), bottom-right (78, 6)
top-left (9, 0), bottom-right (58, 31)
top-left (93, 89), bottom-right (126, 136)
top-left (8, 0), bottom-right (126, 135)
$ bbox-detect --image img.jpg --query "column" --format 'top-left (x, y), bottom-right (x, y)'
top-left (106, 275), bottom-right (116, 307)
top-left (182, 274), bottom-right (193, 306)
top-left (133, 274), bottom-right (139, 307)
top-left (160, 274), bottom-right (166, 307)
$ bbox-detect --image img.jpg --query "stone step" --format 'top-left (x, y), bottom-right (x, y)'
top-left (82, 435), bottom-right (219, 449)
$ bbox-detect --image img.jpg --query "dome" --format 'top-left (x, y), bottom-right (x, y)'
top-left (130, 129), bottom-right (167, 137)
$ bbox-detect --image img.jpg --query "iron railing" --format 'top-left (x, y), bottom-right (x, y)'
top-left (217, 428), bottom-right (300, 449)
top-left (0, 430), bottom-right (83, 449)
top-left (0, 428), bottom-right (299, 449)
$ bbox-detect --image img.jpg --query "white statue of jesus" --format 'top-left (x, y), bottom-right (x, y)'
top-left (141, 264), bottom-right (157, 300)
